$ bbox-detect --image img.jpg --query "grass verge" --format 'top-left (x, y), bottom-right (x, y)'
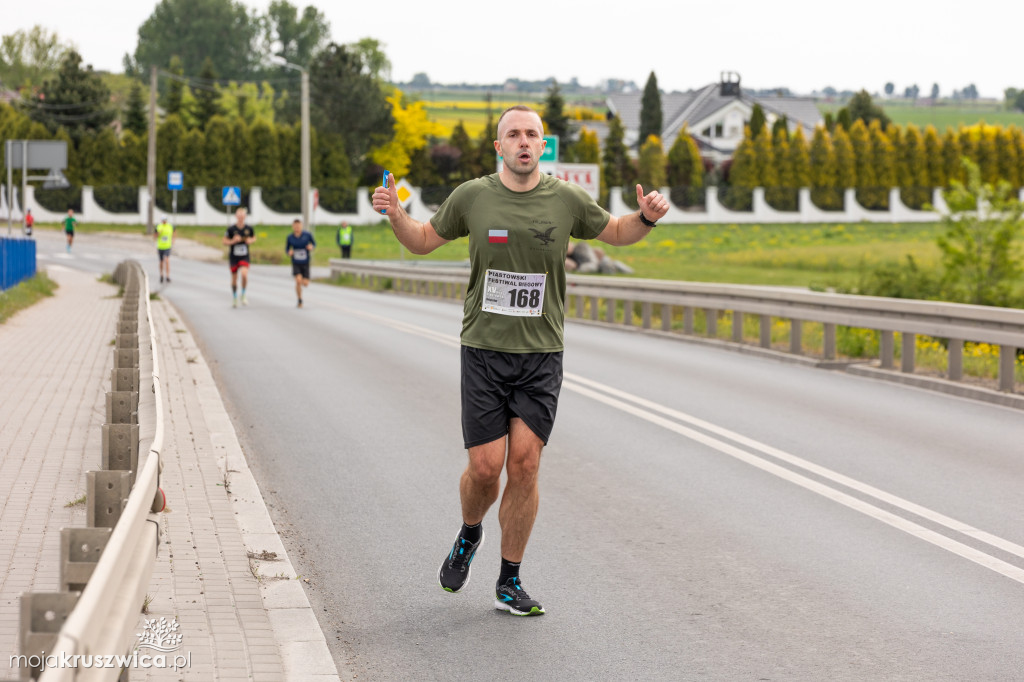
top-left (0, 271), bottom-right (58, 323)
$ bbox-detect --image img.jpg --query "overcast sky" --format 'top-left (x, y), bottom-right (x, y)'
top-left (5, 0), bottom-right (1021, 98)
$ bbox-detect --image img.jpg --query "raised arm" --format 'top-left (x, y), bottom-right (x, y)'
top-left (596, 184), bottom-right (670, 247)
top-left (372, 172), bottom-right (450, 255)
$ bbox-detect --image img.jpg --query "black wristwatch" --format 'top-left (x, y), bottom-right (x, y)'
top-left (638, 211), bottom-right (657, 228)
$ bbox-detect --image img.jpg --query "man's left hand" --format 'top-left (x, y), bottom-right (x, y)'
top-left (636, 185), bottom-right (670, 224)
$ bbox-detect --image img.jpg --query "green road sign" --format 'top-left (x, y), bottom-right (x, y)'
top-left (540, 135), bottom-right (558, 163)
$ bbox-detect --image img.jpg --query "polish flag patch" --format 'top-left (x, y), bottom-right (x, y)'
top-left (488, 229), bottom-right (508, 244)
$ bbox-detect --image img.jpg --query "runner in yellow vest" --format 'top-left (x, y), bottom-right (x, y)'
top-left (336, 221), bottom-right (353, 258)
top-left (154, 216), bottom-right (174, 283)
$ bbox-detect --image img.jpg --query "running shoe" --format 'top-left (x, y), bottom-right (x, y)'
top-left (232, 297), bottom-right (238, 308)
top-left (241, 294), bottom-right (249, 306)
top-left (297, 299), bottom-right (303, 308)
top-left (438, 529), bottom-right (484, 593)
top-left (494, 577), bottom-right (545, 616)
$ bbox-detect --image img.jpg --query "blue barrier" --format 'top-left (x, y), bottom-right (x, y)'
top-left (0, 237), bottom-right (37, 291)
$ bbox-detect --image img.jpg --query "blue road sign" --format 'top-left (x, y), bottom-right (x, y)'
top-left (167, 171), bottom-right (184, 191)
top-left (222, 186), bottom-right (241, 205)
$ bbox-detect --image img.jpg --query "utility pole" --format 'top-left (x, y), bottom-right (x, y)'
top-left (147, 65), bottom-right (157, 235)
top-left (273, 57), bottom-right (312, 235)
top-left (300, 68), bottom-right (311, 236)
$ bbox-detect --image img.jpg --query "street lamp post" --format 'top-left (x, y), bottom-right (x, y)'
top-left (274, 58), bottom-right (312, 235)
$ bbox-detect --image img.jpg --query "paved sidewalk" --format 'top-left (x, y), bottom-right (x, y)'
top-left (0, 264), bottom-right (342, 681)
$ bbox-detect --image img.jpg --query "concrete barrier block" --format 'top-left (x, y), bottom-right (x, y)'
top-left (60, 527), bottom-right (112, 593)
top-left (113, 348), bottom-right (139, 369)
top-left (102, 423), bottom-right (139, 483)
top-left (116, 333), bottom-right (139, 349)
top-left (105, 391), bottom-right (138, 424)
top-left (19, 592), bottom-right (80, 680)
top-left (110, 366), bottom-right (139, 391)
top-left (87, 470), bottom-right (131, 528)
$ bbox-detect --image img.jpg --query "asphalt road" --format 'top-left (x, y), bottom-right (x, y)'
top-left (35, 231), bottom-right (1024, 681)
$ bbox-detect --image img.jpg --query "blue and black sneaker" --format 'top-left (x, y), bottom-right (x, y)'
top-left (438, 529), bottom-right (484, 593)
top-left (494, 576), bottom-right (545, 616)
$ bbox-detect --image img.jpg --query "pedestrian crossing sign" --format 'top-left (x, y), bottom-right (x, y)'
top-left (222, 186), bottom-right (241, 205)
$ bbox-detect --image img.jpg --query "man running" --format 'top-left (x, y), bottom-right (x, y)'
top-left (285, 218), bottom-right (315, 308)
top-left (24, 209), bottom-right (34, 237)
top-left (223, 207), bottom-right (255, 307)
top-left (372, 105), bottom-right (669, 617)
top-left (154, 215), bottom-right (174, 283)
top-left (63, 209), bottom-right (77, 252)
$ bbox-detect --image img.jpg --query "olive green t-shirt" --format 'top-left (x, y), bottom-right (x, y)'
top-left (431, 174), bottom-right (610, 353)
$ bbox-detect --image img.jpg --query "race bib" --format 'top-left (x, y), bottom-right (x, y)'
top-left (293, 249), bottom-right (308, 261)
top-left (232, 244), bottom-right (248, 257)
top-left (482, 269), bottom-right (546, 317)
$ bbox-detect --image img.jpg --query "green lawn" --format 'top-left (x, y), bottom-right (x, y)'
top-left (34, 220), bottom-right (948, 291)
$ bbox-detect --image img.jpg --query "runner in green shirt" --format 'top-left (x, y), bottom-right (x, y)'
top-left (63, 209), bottom-right (77, 252)
top-left (372, 105), bottom-right (670, 617)
top-left (154, 216), bottom-right (174, 283)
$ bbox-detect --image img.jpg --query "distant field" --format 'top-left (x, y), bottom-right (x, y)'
top-left (410, 90), bottom-right (605, 138)
top-left (819, 101), bottom-right (1024, 129)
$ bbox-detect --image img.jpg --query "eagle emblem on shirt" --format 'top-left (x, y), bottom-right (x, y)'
top-left (529, 226), bottom-right (557, 246)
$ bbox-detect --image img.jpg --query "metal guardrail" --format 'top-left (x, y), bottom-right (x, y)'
top-left (329, 259), bottom-right (1024, 399)
top-left (18, 261), bottom-right (164, 681)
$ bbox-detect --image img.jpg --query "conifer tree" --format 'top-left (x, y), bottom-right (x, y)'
top-left (869, 120), bottom-right (895, 209)
top-left (809, 126), bottom-right (839, 210)
top-left (156, 114), bottom-right (185, 184)
top-left (748, 104), bottom-right (766, 139)
top-left (753, 125), bottom-right (777, 209)
top-left (666, 126), bottom-right (704, 206)
top-left (277, 123), bottom-right (299, 189)
top-left (772, 115), bottom-right (789, 140)
top-left (886, 124), bottom-right (907, 192)
top-left (164, 55), bottom-right (185, 118)
top-left (637, 135), bottom-right (666, 191)
top-left (639, 72), bottom-right (662, 146)
top-left (1011, 126), bottom-right (1024, 191)
top-left (957, 126), bottom-right (976, 170)
top-left (787, 127), bottom-right (811, 208)
top-left (942, 127), bottom-right (963, 186)
top-left (124, 81), bottom-right (148, 137)
top-left (836, 108), bottom-right (852, 131)
top-left (997, 127), bottom-right (1019, 189)
top-left (250, 119), bottom-right (282, 189)
top-left (975, 125), bottom-right (998, 185)
top-left (542, 80), bottom-right (569, 158)
top-left (574, 127), bottom-right (600, 163)
top-left (923, 125), bottom-right (945, 190)
top-left (449, 121), bottom-right (474, 181)
top-left (832, 124), bottom-right (856, 193)
top-left (181, 128), bottom-right (206, 188)
top-left (602, 114), bottom-right (631, 207)
top-left (725, 126), bottom-right (757, 210)
top-left (118, 130), bottom-right (147, 186)
top-left (769, 127), bottom-right (793, 210)
top-left (901, 124), bottom-right (929, 209)
top-left (230, 118), bottom-right (253, 188)
top-left (203, 115), bottom-right (233, 188)
top-left (849, 119), bottom-right (877, 209)
top-left (193, 57), bottom-right (222, 131)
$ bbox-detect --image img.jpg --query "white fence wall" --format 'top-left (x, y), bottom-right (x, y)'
top-left (14, 183), bottom-right (1024, 227)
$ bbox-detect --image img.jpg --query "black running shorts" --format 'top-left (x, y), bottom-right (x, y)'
top-left (158, 248), bottom-right (171, 261)
top-left (460, 345), bottom-right (563, 449)
top-left (292, 262), bottom-right (310, 279)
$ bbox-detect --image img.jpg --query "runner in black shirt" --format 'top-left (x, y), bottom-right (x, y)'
top-left (223, 207), bottom-right (256, 307)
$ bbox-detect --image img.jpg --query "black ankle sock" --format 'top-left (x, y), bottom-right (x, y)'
top-left (498, 557), bottom-right (520, 584)
top-left (460, 522), bottom-right (482, 544)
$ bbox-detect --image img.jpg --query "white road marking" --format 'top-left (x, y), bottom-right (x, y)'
top-left (326, 299), bottom-right (1024, 584)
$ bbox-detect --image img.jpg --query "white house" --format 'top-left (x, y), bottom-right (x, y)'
top-left (604, 73), bottom-right (823, 163)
